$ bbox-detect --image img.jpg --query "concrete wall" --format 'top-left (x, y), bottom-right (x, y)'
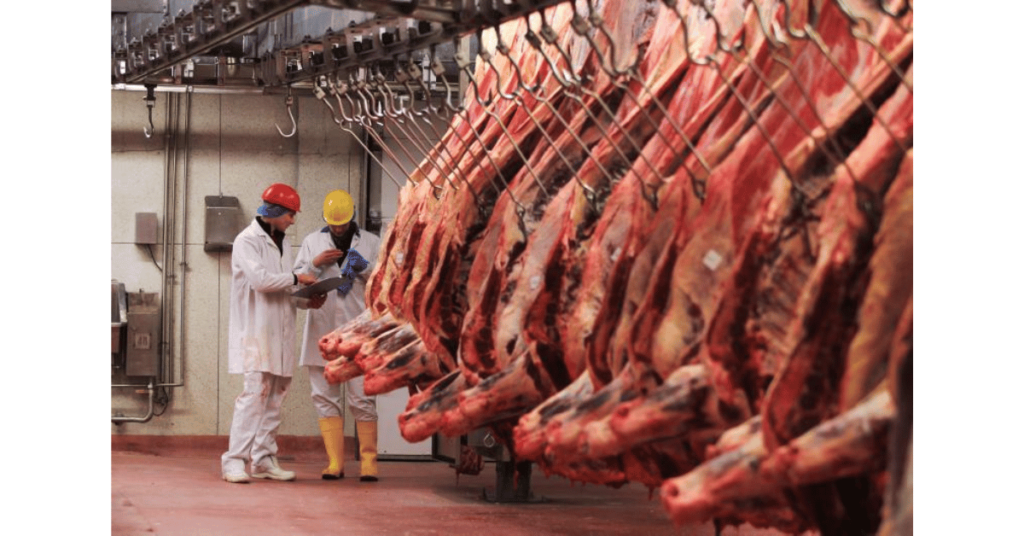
top-left (110, 88), bottom-right (402, 439)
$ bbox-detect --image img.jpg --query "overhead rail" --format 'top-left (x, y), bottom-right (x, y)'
top-left (112, 0), bottom-right (574, 87)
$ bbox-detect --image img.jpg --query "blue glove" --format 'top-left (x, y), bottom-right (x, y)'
top-left (336, 279), bottom-right (354, 296)
top-left (336, 249), bottom-right (369, 296)
top-left (343, 249), bottom-right (369, 275)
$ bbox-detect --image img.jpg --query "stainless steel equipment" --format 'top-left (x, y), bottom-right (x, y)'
top-left (125, 291), bottom-right (162, 377)
top-left (112, 280), bottom-right (128, 369)
top-left (204, 195), bottom-right (242, 252)
top-left (112, 283), bottom-right (163, 424)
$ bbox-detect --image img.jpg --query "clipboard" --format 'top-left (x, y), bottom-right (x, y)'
top-left (291, 276), bottom-right (345, 298)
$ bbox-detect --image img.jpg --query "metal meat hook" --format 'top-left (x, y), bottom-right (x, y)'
top-left (330, 78), bottom-right (357, 124)
top-left (372, 71), bottom-right (403, 120)
top-left (143, 84), bottom-right (156, 138)
top-left (275, 88), bottom-right (297, 138)
top-left (314, 77), bottom-right (342, 125)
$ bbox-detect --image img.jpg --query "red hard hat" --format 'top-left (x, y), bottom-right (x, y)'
top-left (261, 183), bottom-right (301, 212)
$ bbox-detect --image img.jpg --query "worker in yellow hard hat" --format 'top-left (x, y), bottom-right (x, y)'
top-left (293, 189), bottom-right (384, 481)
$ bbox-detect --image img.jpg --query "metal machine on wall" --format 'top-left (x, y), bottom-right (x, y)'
top-left (112, 280), bottom-right (165, 423)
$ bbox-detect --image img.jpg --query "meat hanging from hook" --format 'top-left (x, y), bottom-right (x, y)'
top-left (335, 1), bottom-right (914, 533)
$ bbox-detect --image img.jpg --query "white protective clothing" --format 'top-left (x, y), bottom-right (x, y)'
top-left (222, 218), bottom-right (300, 476)
top-left (228, 218), bottom-right (300, 377)
top-left (221, 371), bottom-right (292, 474)
top-left (309, 368), bottom-right (378, 421)
top-left (294, 225), bottom-right (381, 420)
top-left (294, 226), bottom-right (381, 367)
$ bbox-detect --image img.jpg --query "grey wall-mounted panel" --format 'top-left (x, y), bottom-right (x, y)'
top-left (205, 195), bottom-right (242, 252)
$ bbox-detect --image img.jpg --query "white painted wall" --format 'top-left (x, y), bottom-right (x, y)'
top-left (111, 88), bottom-right (452, 441)
top-left (111, 88), bottom-right (366, 439)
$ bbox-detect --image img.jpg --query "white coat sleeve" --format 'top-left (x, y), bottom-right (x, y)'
top-left (293, 233), bottom-right (321, 277)
top-left (236, 237), bottom-right (295, 293)
top-left (292, 233), bottom-right (322, 311)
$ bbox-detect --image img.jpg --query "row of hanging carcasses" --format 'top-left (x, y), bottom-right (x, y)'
top-left (319, 0), bottom-right (912, 533)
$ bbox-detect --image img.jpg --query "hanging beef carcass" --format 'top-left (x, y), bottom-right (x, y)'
top-left (660, 387), bottom-right (895, 526)
top-left (391, 0), bottom-right (688, 448)
top-left (423, 12), bottom-right (585, 373)
top-left (442, 3), bottom-right (706, 439)
top-left (366, 5), bottom-right (517, 324)
top-left (398, 0), bottom-right (656, 441)
top-left (319, 310), bottom-right (397, 361)
top-left (318, 309), bottom-right (453, 391)
top-left (350, 0), bottom-right (911, 532)
top-left (513, 154), bottom-right (707, 483)
top-left (510, 0), bottom-right (747, 471)
top-left (878, 295), bottom-right (912, 536)
top-left (454, 0), bottom-right (651, 385)
top-left (654, 73), bottom-right (914, 531)
top-left (576, 11), bottom-right (913, 468)
top-left (437, 13), bottom-right (775, 486)
top-left (759, 147), bottom-right (913, 535)
top-left (520, 0), bottom-right (815, 469)
top-left (359, 4), bottom-right (590, 407)
top-left (397, 16), bottom-right (542, 330)
top-left (355, 13), bottom-right (566, 398)
top-left (362, 336), bottom-right (454, 396)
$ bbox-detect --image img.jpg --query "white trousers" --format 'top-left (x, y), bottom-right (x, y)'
top-left (221, 372), bottom-right (292, 473)
top-left (307, 365), bottom-right (377, 422)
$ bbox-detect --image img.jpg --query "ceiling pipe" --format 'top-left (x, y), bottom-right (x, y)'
top-left (113, 83), bottom-right (282, 94)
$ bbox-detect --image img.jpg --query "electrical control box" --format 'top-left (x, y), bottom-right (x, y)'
top-left (126, 291), bottom-right (161, 377)
top-left (135, 212), bottom-right (158, 245)
top-left (205, 195), bottom-right (242, 252)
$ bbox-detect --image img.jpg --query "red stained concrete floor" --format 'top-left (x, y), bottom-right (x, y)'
top-left (112, 439), bottom-right (791, 536)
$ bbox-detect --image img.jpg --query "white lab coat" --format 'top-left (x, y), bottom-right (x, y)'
top-left (294, 225), bottom-right (381, 367)
top-left (227, 218), bottom-right (300, 377)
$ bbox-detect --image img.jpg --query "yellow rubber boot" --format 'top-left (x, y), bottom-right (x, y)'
top-left (356, 420), bottom-right (379, 482)
top-left (318, 417), bottom-right (345, 480)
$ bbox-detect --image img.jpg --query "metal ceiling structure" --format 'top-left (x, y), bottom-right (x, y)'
top-left (111, 0), bottom-right (573, 92)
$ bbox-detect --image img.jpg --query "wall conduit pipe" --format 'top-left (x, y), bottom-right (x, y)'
top-left (168, 86), bottom-right (194, 390)
top-left (112, 380), bottom-right (155, 424)
top-left (112, 93), bottom-right (178, 423)
top-left (161, 93), bottom-right (178, 391)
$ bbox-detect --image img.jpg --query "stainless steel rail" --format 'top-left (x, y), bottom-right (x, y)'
top-left (113, 0), bottom-right (575, 87)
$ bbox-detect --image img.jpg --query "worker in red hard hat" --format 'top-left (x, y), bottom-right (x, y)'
top-left (293, 189), bottom-right (383, 482)
top-left (221, 183), bottom-right (322, 484)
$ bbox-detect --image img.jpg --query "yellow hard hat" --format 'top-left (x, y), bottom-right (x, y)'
top-left (323, 190), bottom-right (354, 225)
